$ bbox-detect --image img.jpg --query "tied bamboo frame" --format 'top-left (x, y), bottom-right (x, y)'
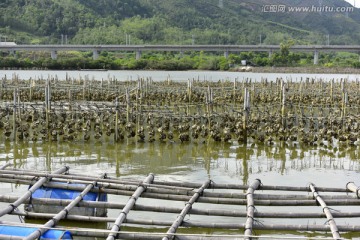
top-left (0, 168), bottom-right (359, 239)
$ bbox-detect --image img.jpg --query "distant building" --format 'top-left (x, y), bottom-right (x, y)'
top-left (0, 42), bottom-right (17, 46)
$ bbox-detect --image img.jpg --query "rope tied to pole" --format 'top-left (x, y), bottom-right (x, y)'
top-left (61, 209), bottom-right (69, 218)
top-left (8, 204), bottom-right (17, 214)
top-left (309, 183), bottom-right (341, 240)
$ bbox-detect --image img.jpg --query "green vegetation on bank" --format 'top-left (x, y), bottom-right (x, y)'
top-left (2, 48), bottom-right (360, 70)
top-left (1, 0), bottom-right (360, 70)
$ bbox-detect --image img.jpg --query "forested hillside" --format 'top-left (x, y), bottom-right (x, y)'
top-left (0, 0), bottom-right (359, 45)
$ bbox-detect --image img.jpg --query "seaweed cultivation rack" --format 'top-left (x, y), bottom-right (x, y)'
top-left (0, 75), bottom-right (360, 147)
top-left (1, 164), bottom-right (360, 239)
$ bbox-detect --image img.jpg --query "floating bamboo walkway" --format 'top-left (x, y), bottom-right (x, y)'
top-left (0, 164), bottom-right (360, 239)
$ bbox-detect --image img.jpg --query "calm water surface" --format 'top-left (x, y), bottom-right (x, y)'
top-left (1, 69), bottom-right (360, 82)
top-left (1, 70), bottom-right (360, 239)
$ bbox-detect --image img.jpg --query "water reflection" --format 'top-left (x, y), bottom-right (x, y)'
top-left (0, 139), bottom-right (359, 188)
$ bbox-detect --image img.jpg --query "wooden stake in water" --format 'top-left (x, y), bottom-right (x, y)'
top-left (29, 78), bottom-right (34, 101)
top-left (115, 97), bottom-right (119, 142)
top-left (83, 78), bottom-right (86, 100)
top-left (0, 80), bottom-right (2, 101)
top-left (187, 79), bottom-right (192, 102)
top-left (330, 79), bottom-right (333, 103)
top-left (13, 89), bottom-right (17, 141)
top-left (343, 92), bottom-right (348, 121)
top-left (126, 88), bottom-right (130, 123)
top-left (205, 86), bottom-right (213, 130)
top-left (341, 80), bottom-right (345, 119)
top-left (281, 84), bottom-right (286, 128)
top-left (45, 84), bottom-right (49, 138)
top-left (243, 88), bottom-right (250, 143)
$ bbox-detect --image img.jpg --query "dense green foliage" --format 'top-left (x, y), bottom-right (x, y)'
top-left (2, 50), bottom-right (360, 70)
top-left (1, 0), bottom-right (360, 70)
top-left (1, 0), bottom-right (360, 45)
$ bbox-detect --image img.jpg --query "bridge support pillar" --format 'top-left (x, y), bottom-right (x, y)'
top-left (268, 50), bottom-right (273, 58)
top-left (179, 50), bottom-right (184, 58)
top-left (224, 51), bottom-right (229, 59)
top-left (93, 50), bottom-right (99, 60)
top-left (136, 50), bottom-right (142, 60)
top-left (51, 50), bottom-right (57, 60)
top-left (314, 50), bottom-right (319, 65)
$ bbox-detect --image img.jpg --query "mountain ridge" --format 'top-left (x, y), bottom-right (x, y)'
top-left (0, 0), bottom-right (359, 45)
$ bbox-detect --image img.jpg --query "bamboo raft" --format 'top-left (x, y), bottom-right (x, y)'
top-left (1, 164), bottom-right (360, 239)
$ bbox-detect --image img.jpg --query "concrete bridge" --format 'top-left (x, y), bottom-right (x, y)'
top-left (1, 44), bottom-right (360, 64)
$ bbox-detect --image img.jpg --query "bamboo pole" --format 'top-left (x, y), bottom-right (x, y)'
top-left (233, 78), bottom-right (236, 107)
top-left (281, 83), bottom-right (286, 128)
top-left (0, 176), bottom-right (336, 206)
top-left (343, 91), bottom-right (348, 120)
top-left (187, 79), bottom-right (192, 103)
top-left (244, 179), bottom-right (261, 239)
top-left (29, 79), bottom-right (33, 101)
top-left (4, 195), bottom-right (360, 220)
top-left (0, 169), bottom-right (349, 192)
top-left (0, 170), bottom-right (194, 192)
top-left (0, 164), bottom-right (10, 170)
top-left (243, 88), bottom-right (249, 143)
top-left (13, 89), bottom-right (17, 142)
top-left (0, 166), bottom-right (69, 218)
top-left (126, 88), bottom-right (130, 123)
top-left (0, 174), bottom-right (195, 196)
top-left (163, 179), bottom-right (211, 240)
top-left (115, 97), bottom-right (119, 142)
top-left (107, 173), bottom-right (154, 240)
top-left (24, 173), bottom-right (107, 240)
top-left (309, 183), bottom-right (341, 240)
top-left (45, 82), bottom-right (50, 139)
top-left (346, 182), bottom-right (360, 198)
top-left (330, 79), bottom-right (333, 103)
top-left (0, 234), bottom-right (23, 240)
top-left (0, 77), bottom-right (3, 100)
top-left (5, 219), bottom-right (360, 240)
top-left (59, 224), bottom-right (360, 239)
top-left (0, 185), bottom-right (359, 213)
top-left (206, 86), bottom-right (212, 131)
top-left (83, 78), bottom-right (86, 100)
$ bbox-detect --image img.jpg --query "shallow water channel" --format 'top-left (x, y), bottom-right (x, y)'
top-left (0, 70), bottom-right (360, 239)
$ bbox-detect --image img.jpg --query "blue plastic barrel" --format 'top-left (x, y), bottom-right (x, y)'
top-left (0, 225), bottom-right (72, 239)
top-left (26, 182), bottom-right (107, 217)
